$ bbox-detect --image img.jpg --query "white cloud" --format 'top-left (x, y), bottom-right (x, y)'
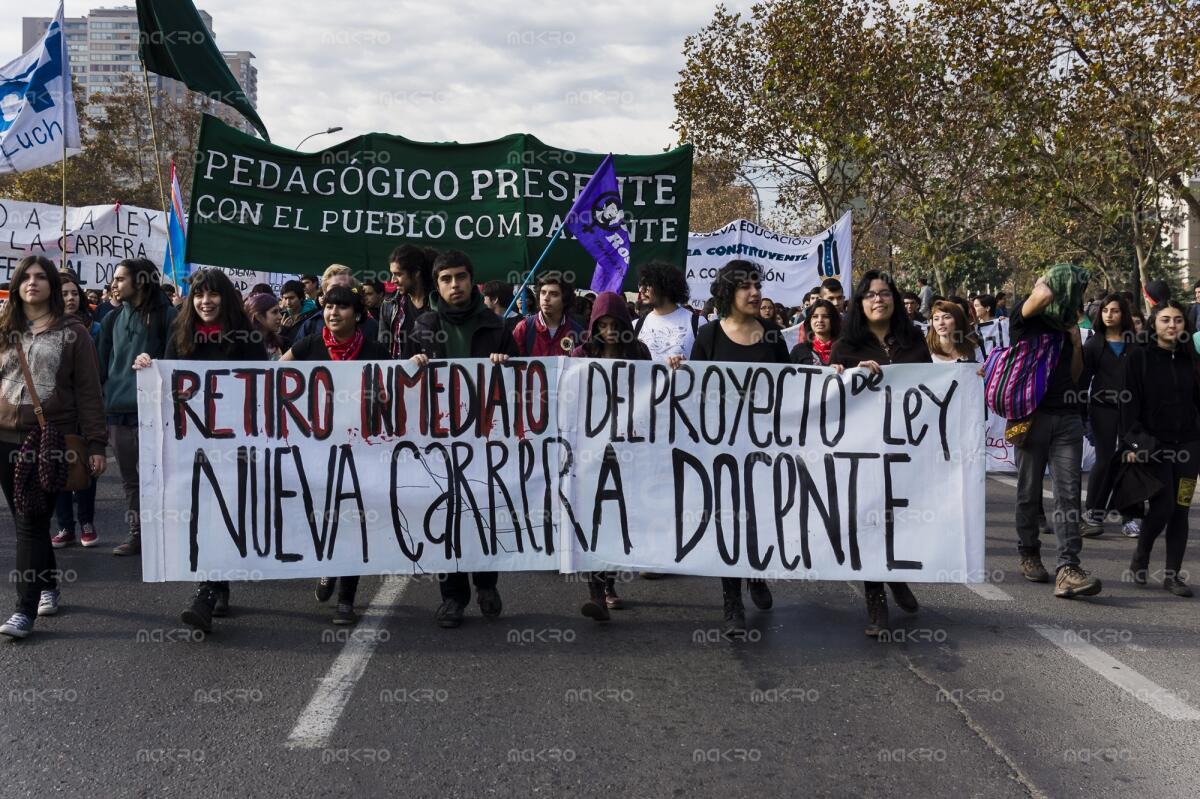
top-left (3, 0), bottom-right (755, 152)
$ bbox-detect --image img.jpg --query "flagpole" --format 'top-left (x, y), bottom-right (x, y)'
top-left (139, 59), bottom-right (169, 229)
top-left (504, 224), bottom-right (567, 318)
top-left (60, 104), bottom-right (67, 271)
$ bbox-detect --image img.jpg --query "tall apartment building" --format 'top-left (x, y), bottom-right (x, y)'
top-left (22, 5), bottom-right (259, 136)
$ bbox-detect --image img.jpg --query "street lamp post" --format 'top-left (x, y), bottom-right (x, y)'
top-left (295, 127), bottom-right (344, 150)
top-left (737, 168), bottom-right (763, 225)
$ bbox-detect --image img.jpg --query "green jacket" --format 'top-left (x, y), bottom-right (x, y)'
top-left (97, 302), bottom-right (177, 415)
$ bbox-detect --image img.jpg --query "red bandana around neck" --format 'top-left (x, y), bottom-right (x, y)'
top-left (195, 322), bottom-right (223, 343)
top-left (811, 335), bottom-right (833, 365)
top-left (323, 325), bottom-right (364, 361)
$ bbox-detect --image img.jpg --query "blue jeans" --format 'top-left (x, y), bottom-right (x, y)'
top-left (55, 479), bottom-right (97, 529)
top-left (1015, 410), bottom-right (1084, 571)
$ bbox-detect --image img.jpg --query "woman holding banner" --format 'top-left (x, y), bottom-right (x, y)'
top-left (0, 257), bottom-right (107, 639)
top-left (569, 291), bottom-right (652, 622)
top-left (281, 284), bottom-right (390, 625)
top-left (689, 260), bottom-right (791, 637)
top-left (831, 269), bottom-right (930, 637)
top-left (131, 269), bottom-right (268, 634)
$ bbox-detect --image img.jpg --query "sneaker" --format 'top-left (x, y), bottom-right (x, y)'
top-left (315, 577), bottom-right (336, 603)
top-left (864, 586), bottom-right (889, 637)
top-left (79, 523), bottom-right (99, 547)
top-left (212, 588), bottom-right (230, 618)
top-left (1019, 553), bottom-right (1050, 583)
top-left (582, 580), bottom-right (610, 622)
top-left (37, 590), bottom-right (60, 617)
top-left (1079, 513), bottom-right (1104, 538)
top-left (1164, 576), bottom-right (1194, 598)
top-left (722, 596), bottom-right (747, 637)
top-left (604, 586), bottom-right (624, 610)
top-left (180, 587), bottom-right (215, 633)
top-left (332, 602), bottom-right (358, 625)
top-left (112, 533), bottom-right (141, 557)
top-left (476, 587), bottom-right (503, 619)
top-left (435, 598), bottom-right (465, 628)
top-left (889, 582), bottom-right (919, 614)
top-left (51, 527), bottom-right (76, 549)
top-left (0, 613), bottom-right (34, 639)
top-left (1121, 519), bottom-right (1142, 539)
top-left (1054, 566), bottom-right (1102, 598)
top-left (748, 580), bottom-right (773, 610)
top-left (640, 572), bottom-right (663, 580)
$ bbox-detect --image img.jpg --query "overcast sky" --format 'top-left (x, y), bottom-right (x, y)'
top-left (3, 0), bottom-right (753, 153)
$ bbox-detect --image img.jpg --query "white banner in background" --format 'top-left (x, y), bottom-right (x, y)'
top-left (137, 359), bottom-right (986, 584)
top-left (686, 212), bottom-right (852, 309)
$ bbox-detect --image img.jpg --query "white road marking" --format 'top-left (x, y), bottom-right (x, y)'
top-left (286, 576), bottom-right (410, 750)
top-left (1031, 624), bottom-right (1200, 721)
top-left (964, 583), bottom-right (1014, 601)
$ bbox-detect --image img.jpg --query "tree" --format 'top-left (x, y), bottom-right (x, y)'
top-left (688, 155), bottom-right (757, 232)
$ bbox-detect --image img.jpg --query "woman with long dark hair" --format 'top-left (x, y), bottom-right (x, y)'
top-left (790, 298), bottom-right (840, 366)
top-left (831, 269), bottom-right (929, 637)
top-left (688, 260), bottom-right (790, 636)
top-left (1123, 301), bottom-right (1199, 597)
top-left (282, 285), bottom-right (389, 625)
top-left (132, 269), bottom-right (268, 633)
top-left (381, 244), bottom-right (435, 357)
top-left (569, 291), bottom-right (651, 621)
top-left (50, 271), bottom-right (104, 549)
top-left (1080, 293), bottom-right (1139, 537)
top-left (244, 292), bottom-right (287, 359)
top-left (0, 257), bottom-right (107, 638)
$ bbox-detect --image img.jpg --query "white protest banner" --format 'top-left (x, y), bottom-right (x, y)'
top-left (0, 199), bottom-right (166, 288)
top-left (686, 212), bottom-right (852, 310)
top-left (0, 5), bottom-right (81, 173)
top-left (202, 266), bottom-right (301, 296)
top-left (137, 359), bottom-right (986, 584)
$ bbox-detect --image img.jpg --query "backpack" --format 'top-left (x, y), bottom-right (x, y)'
top-left (523, 314), bottom-right (583, 356)
top-left (982, 332), bottom-right (1063, 419)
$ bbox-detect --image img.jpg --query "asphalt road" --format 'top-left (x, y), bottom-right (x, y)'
top-left (1, 473), bottom-right (1197, 798)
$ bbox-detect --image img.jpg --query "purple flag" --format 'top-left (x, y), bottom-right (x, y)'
top-left (563, 154), bottom-right (631, 293)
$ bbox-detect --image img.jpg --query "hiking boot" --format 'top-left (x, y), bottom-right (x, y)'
top-left (212, 588), bottom-right (230, 618)
top-left (79, 523), bottom-right (99, 547)
top-left (476, 587), bottom-right (503, 619)
top-left (435, 598), bottom-right (465, 628)
top-left (1128, 552), bottom-right (1150, 586)
top-left (1164, 575), bottom-right (1194, 598)
top-left (315, 577), bottom-right (336, 603)
top-left (1020, 553), bottom-right (1050, 583)
top-left (581, 579), bottom-right (610, 622)
top-left (332, 602), bottom-right (358, 625)
top-left (889, 582), bottom-right (919, 614)
top-left (1054, 566), bottom-right (1102, 598)
top-left (37, 590), bottom-right (60, 617)
top-left (180, 587), bottom-right (215, 633)
top-left (112, 533), bottom-right (140, 557)
top-left (748, 580), bottom-right (773, 610)
top-left (51, 527), bottom-right (76, 549)
top-left (1121, 518), bottom-right (1142, 539)
top-left (864, 585), bottom-right (889, 637)
top-left (722, 595), bottom-right (746, 637)
top-left (0, 613), bottom-right (34, 639)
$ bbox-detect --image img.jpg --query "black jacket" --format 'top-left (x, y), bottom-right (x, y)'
top-left (164, 330), bottom-right (269, 362)
top-left (377, 293), bottom-right (430, 358)
top-left (830, 332), bottom-right (932, 368)
top-left (410, 307), bottom-right (519, 359)
top-left (1120, 342), bottom-right (1200, 448)
top-left (1080, 333), bottom-right (1134, 408)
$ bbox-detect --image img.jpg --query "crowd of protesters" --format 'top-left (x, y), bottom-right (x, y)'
top-left (0, 248), bottom-right (1196, 642)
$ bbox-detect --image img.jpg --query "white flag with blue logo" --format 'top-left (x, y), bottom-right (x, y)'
top-left (0, 2), bottom-right (80, 174)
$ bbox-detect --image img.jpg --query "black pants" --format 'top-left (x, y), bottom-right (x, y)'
top-left (1138, 446), bottom-right (1197, 576)
top-left (1087, 405), bottom-right (1141, 519)
top-left (720, 577), bottom-right (767, 597)
top-left (0, 440), bottom-right (59, 617)
top-left (439, 571), bottom-right (497, 604)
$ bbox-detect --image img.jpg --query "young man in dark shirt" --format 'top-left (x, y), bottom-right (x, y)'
top-left (1011, 265), bottom-right (1101, 598)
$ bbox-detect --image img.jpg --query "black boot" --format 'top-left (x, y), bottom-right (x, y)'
top-left (864, 584), bottom-right (889, 638)
top-left (581, 575), bottom-right (610, 622)
top-left (722, 586), bottom-right (746, 637)
top-left (889, 582), bottom-right (919, 614)
top-left (212, 587), bottom-right (230, 617)
top-left (748, 579), bottom-right (773, 610)
top-left (181, 586), bottom-right (216, 633)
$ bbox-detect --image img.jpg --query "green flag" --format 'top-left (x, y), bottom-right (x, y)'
top-left (136, 0), bottom-right (269, 141)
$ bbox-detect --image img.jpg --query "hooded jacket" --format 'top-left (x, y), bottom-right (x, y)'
top-left (1120, 340), bottom-right (1200, 448)
top-left (410, 289), bottom-right (518, 359)
top-left (569, 291), bottom-right (651, 360)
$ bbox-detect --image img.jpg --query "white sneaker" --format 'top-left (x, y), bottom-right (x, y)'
top-left (0, 613), bottom-right (34, 638)
top-left (37, 590), bottom-right (60, 617)
top-left (1122, 519), bottom-right (1142, 538)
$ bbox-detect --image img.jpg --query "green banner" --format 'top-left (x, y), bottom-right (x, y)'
top-left (186, 115), bottom-right (692, 291)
